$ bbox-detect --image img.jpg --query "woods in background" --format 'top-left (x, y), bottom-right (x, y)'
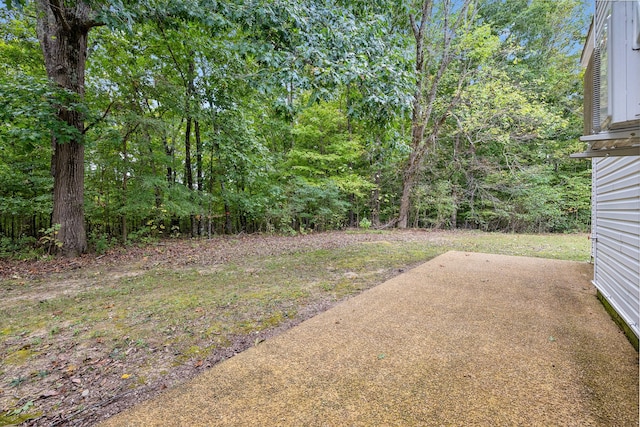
top-left (0, 0), bottom-right (591, 257)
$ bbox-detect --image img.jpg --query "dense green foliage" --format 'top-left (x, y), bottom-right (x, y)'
top-left (0, 0), bottom-right (590, 256)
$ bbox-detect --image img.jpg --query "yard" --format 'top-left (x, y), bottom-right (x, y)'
top-left (0, 230), bottom-right (590, 426)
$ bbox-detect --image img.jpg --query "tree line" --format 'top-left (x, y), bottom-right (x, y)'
top-left (0, 0), bottom-right (591, 257)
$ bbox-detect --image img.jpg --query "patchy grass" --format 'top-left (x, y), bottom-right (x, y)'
top-left (0, 230), bottom-right (590, 425)
top-left (444, 231), bottom-right (591, 261)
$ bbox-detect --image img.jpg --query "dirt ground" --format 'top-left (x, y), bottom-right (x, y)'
top-left (2, 231), bottom-right (630, 426)
top-left (1, 230), bottom-right (453, 426)
top-left (0, 231), bottom-right (441, 282)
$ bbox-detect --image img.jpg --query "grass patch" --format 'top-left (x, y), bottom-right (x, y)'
top-left (0, 410), bottom-right (41, 426)
top-left (3, 348), bottom-right (38, 366)
top-left (442, 231), bottom-right (590, 261)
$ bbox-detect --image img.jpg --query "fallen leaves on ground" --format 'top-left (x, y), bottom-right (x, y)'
top-left (0, 230), bottom-right (439, 426)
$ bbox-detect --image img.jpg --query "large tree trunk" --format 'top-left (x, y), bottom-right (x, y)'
top-left (35, 1), bottom-right (99, 256)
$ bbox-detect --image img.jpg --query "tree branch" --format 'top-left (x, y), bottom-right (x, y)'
top-left (157, 23), bottom-right (187, 86)
top-left (48, 0), bottom-right (71, 32)
top-left (82, 100), bottom-right (115, 134)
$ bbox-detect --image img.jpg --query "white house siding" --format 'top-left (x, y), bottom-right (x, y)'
top-left (592, 156), bottom-right (640, 338)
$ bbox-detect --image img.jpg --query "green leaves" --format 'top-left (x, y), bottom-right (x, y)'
top-left (0, 0), bottom-right (591, 248)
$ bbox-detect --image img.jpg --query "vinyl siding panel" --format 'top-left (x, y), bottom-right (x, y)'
top-left (592, 156), bottom-right (640, 337)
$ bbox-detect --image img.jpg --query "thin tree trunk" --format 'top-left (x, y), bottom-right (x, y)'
top-left (119, 124), bottom-right (138, 243)
top-left (185, 118), bottom-right (193, 191)
top-left (450, 132), bottom-right (461, 229)
top-left (371, 169), bottom-right (381, 226)
top-left (185, 116), bottom-right (195, 236)
top-left (348, 194), bottom-right (356, 227)
top-left (195, 120), bottom-right (203, 236)
top-left (398, 0), bottom-right (475, 229)
top-left (147, 136), bottom-right (162, 209)
top-left (221, 181), bottom-right (232, 235)
top-left (163, 135), bottom-right (175, 184)
top-left (184, 58), bottom-right (196, 236)
top-left (209, 144), bottom-right (215, 238)
top-left (121, 136), bottom-right (128, 243)
top-left (195, 120), bottom-right (203, 192)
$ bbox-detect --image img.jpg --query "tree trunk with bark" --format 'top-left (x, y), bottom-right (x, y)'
top-left (184, 58), bottom-right (196, 237)
top-left (163, 135), bottom-right (175, 184)
top-left (121, 134), bottom-right (128, 243)
top-left (397, 0), bottom-right (475, 229)
top-left (195, 120), bottom-right (203, 235)
top-left (35, 1), bottom-right (101, 256)
top-left (371, 169), bottom-right (381, 226)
